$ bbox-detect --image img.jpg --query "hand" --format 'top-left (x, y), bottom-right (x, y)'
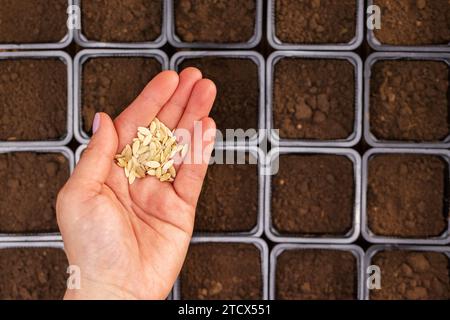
top-left (57, 69), bottom-right (216, 300)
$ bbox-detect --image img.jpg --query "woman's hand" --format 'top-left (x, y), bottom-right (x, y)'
top-left (57, 68), bottom-right (216, 299)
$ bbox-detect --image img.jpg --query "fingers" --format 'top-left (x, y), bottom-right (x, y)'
top-left (157, 67), bottom-right (203, 130)
top-left (68, 113), bottom-right (119, 194)
top-left (174, 79), bottom-right (217, 137)
top-left (174, 117), bottom-right (216, 207)
top-left (114, 71), bottom-right (179, 149)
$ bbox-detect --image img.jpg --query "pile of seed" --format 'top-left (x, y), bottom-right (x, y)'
top-left (114, 118), bottom-right (188, 184)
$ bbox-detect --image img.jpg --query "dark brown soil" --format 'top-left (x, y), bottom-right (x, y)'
top-left (196, 158), bottom-right (258, 233)
top-left (272, 155), bottom-right (354, 235)
top-left (275, 0), bottom-right (357, 44)
top-left (180, 243), bottom-right (262, 300)
top-left (0, 152), bottom-right (69, 233)
top-left (273, 58), bottom-right (355, 140)
top-left (0, 59), bottom-right (67, 141)
top-left (0, 248), bottom-right (68, 300)
top-left (180, 57), bottom-right (259, 133)
top-left (371, 250), bottom-right (450, 300)
top-left (81, 0), bottom-right (162, 42)
top-left (373, 0), bottom-right (450, 46)
top-left (82, 57), bottom-right (161, 134)
top-left (367, 155), bottom-right (448, 238)
top-left (174, 0), bottom-right (256, 43)
top-left (0, 0), bottom-right (67, 44)
top-left (370, 60), bottom-right (449, 142)
top-left (276, 249), bottom-right (357, 300)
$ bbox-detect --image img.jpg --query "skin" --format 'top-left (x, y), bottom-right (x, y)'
top-left (57, 68), bottom-right (217, 299)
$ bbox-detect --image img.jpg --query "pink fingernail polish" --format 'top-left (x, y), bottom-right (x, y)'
top-left (92, 113), bottom-right (100, 134)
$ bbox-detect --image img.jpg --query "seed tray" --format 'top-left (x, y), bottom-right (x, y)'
top-left (267, 0), bottom-right (364, 51)
top-left (364, 52), bottom-right (450, 148)
top-left (73, 0), bottom-right (167, 48)
top-left (0, 51), bottom-right (73, 148)
top-left (167, 0), bottom-right (263, 49)
top-left (264, 147), bottom-right (361, 244)
top-left (363, 244), bottom-right (450, 300)
top-left (366, 0), bottom-right (450, 52)
top-left (269, 244), bottom-right (365, 300)
top-left (172, 237), bottom-right (269, 300)
top-left (0, 146), bottom-right (75, 242)
top-left (0, 0), bottom-right (74, 50)
top-left (266, 51), bottom-right (363, 148)
top-left (362, 148), bottom-right (450, 245)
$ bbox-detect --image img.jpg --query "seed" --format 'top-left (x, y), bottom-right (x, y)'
top-left (114, 117), bottom-right (184, 184)
top-left (163, 160), bottom-right (174, 172)
top-left (143, 134), bottom-right (152, 146)
top-left (156, 167), bottom-right (162, 178)
top-left (132, 140), bottom-right (140, 156)
top-left (138, 127), bottom-right (151, 136)
top-left (169, 166), bottom-right (176, 178)
top-left (145, 161), bottom-right (160, 168)
top-left (128, 172), bottom-right (136, 185)
top-left (160, 173), bottom-right (171, 182)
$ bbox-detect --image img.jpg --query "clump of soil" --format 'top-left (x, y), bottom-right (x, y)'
top-left (196, 158), bottom-right (258, 233)
top-left (0, 248), bottom-right (68, 300)
top-left (273, 58), bottom-right (355, 140)
top-left (180, 58), bottom-right (259, 133)
top-left (370, 60), bottom-right (449, 142)
top-left (373, 0), bottom-right (450, 46)
top-left (367, 155), bottom-right (448, 238)
top-left (275, 0), bottom-right (357, 44)
top-left (81, 0), bottom-right (162, 42)
top-left (0, 152), bottom-right (69, 233)
top-left (276, 249), bottom-right (357, 300)
top-left (371, 250), bottom-right (450, 300)
top-left (82, 57), bottom-right (161, 134)
top-left (0, 59), bottom-right (67, 141)
top-left (272, 155), bottom-right (354, 235)
top-left (180, 243), bottom-right (262, 300)
top-left (174, 0), bottom-right (256, 43)
top-left (0, 0), bottom-right (67, 44)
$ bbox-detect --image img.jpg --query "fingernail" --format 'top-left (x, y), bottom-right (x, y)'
top-left (92, 113), bottom-right (100, 134)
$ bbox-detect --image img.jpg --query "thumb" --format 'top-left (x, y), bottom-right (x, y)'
top-left (69, 112), bottom-right (118, 192)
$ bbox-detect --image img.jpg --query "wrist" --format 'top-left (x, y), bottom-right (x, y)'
top-left (64, 278), bottom-right (138, 300)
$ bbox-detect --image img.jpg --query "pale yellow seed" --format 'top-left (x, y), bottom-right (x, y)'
top-left (132, 140), bottom-right (140, 155)
top-left (143, 134), bottom-right (152, 146)
top-left (135, 165), bottom-right (146, 178)
top-left (169, 165), bottom-right (176, 178)
top-left (150, 122), bottom-right (157, 133)
top-left (138, 127), bottom-right (151, 136)
top-left (128, 172), bottom-right (136, 185)
top-left (123, 145), bottom-right (132, 160)
top-left (137, 132), bottom-right (145, 142)
top-left (117, 158), bottom-right (127, 168)
top-left (163, 160), bottom-right (174, 172)
top-left (147, 169), bottom-right (156, 176)
top-left (145, 161), bottom-right (161, 169)
top-left (160, 173), bottom-right (171, 182)
top-left (156, 167), bottom-right (162, 178)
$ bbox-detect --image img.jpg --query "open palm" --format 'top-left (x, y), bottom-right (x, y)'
top-left (57, 69), bottom-right (216, 299)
